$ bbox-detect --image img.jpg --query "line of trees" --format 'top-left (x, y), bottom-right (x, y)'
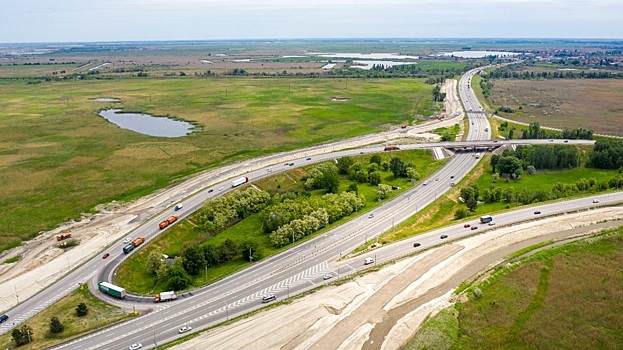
top-left (492, 144), bottom-right (580, 171)
top-left (587, 140), bottom-right (623, 169)
top-left (487, 68), bottom-right (623, 80)
top-left (195, 187), bottom-right (271, 234)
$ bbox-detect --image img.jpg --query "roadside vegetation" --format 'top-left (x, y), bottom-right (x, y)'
top-left (115, 150), bottom-right (448, 294)
top-left (0, 285), bottom-right (132, 350)
top-left (406, 226), bottom-right (623, 350)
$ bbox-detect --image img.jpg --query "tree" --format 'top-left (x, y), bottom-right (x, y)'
top-left (346, 183), bottom-right (359, 194)
top-left (368, 171), bottom-right (381, 186)
top-left (50, 316), bottom-right (64, 334)
top-left (76, 302), bottom-right (88, 317)
top-left (377, 184), bottom-right (392, 200)
top-left (219, 239), bottom-right (239, 262)
top-left (167, 264), bottom-right (192, 290)
top-left (241, 240), bottom-right (261, 262)
top-left (318, 168), bottom-right (340, 193)
top-left (466, 197), bottom-right (478, 212)
top-left (336, 156), bottom-right (354, 174)
top-left (146, 251), bottom-right (164, 275)
top-left (406, 167), bottom-right (420, 181)
top-left (370, 154), bottom-right (382, 165)
top-left (389, 157), bottom-right (406, 178)
top-left (12, 325), bottom-right (33, 346)
top-left (454, 208), bottom-right (468, 220)
top-left (490, 154), bottom-right (500, 173)
top-left (182, 245), bottom-right (206, 275)
top-left (497, 156), bottom-right (523, 176)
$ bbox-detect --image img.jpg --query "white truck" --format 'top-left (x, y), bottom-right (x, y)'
top-left (231, 176), bottom-right (249, 188)
top-left (154, 291), bottom-right (177, 303)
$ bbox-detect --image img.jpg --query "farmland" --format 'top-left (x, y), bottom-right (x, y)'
top-left (485, 79), bottom-right (623, 136)
top-left (0, 76), bottom-right (438, 252)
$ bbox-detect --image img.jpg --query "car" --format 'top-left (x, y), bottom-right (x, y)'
top-left (306, 157), bottom-right (312, 160)
top-left (493, 140), bottom-right (498, 143)
top-left (534, 210), bottom-right (542, 215)
top-left (368, 213), bottom-right (374, 219)
top-left (123, 237), bottom-right (132, 244)
top-left (413, 242), bottom-right (421, 248)
top-left (360, 151), bottom-right (365, 154)
top-left (219, 187), bottom-right (223, 191)
top-left (267, 168), bottom-right (272, 172)
top-left (129, 343), bottom-right (142, 350)
top-left (464, 223), bottom-right (471, 228)
top-left (450, 182), bottom-right (455, 187)
top-left (440, 235), bottom-right (448, 239)
top-left (471, 226), bottom-right (478, 230)
top-left (450, 175), bottom-right (455, 179)
top-left (0, 314), bottom-right (8, 324)
top-left (423, 181), bottom-right (428, 186)
top-left (488, 221), bottom-right (496, 226)
top-left (208, 189), bottom-right (213, 193)
top-left (174, 203), bottom-right (183, 211)
top-left (262, 294), bottom-right (276, 303)
top-left (178, 326), bottom-right (192, 334)
top-left (564, 140), bottom-right (569, 143)
top-left (549, 139), bottom-right (554, 142)
top-left (592, 199), bottom-right (600, 203)
top-left (364, 257), bottom-right (375, 265)
top-left (435, 177), bottom-right (439, 181)
top-left (102, 253), bottom-right (110, 259)
top-left (288, 162), bottom-right (294, 166)
top-left (323, 274), bottom-right (333, 280)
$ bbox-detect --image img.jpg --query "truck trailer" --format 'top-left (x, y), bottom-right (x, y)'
top-left (159, 216), bottom-right (178, 230)
top-left (56, 233), bottom-right (72, 241)
top-left (231, 176), bottom-right (249, 188)
top-left (384, 146), bottom-right (400, 151)
top-left (99, 281), bottom-right (126, 299)
top-left (154, 291), bottom-right (177, 303)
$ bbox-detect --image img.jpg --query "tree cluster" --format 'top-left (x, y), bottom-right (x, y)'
top-left (588, 140), bottom-right (623, 169)
top-left (11, 325), bottom-right (33, 346)
top-left (303, 162), bottom-right (340, 193)
top-left (265, 192), bottom-right (365, 246)
top-left (195, 188), bottom-right (271, 234)
top-left (493, 145), bottom-right (580, 172)
top-left (432, 85), bottom-right (446, 102)
top-left (517, 122), bottom-right (593, 140)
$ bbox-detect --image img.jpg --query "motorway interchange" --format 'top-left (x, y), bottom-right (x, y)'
top-left (2, 67), bottom-right (621, 349)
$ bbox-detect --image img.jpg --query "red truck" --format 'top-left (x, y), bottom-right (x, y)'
top-left (132, 237), bottom-right (145, 247)
top-left (384, 145), bottom-right (400, 151)
top-left (56, 233), bottom-right (72, 241)
top-left (158, 215), bottom-right (178, 229)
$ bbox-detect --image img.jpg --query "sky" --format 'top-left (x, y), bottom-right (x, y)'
top-left (1, 0), bottom-right (622, 43)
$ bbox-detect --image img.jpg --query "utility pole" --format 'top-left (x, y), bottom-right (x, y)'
top-left (27, 328), bottom-right (32, 350)
top-left (14, 285), bottom-right (18, 304)
top-left (205, 265), bottom-right (208, 283)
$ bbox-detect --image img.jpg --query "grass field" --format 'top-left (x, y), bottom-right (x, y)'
top-left (406, 227), bottom-right (623, 350)
top-left (115, 150), bottom-right (447, 294)
top-left (0, 284), bottom-right (132, 349)
top-left (486, 79), bottom-right (623, 136)
top-left (0, 77), bottom-right (437, 252)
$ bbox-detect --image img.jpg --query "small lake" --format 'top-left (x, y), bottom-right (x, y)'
top-left (99, 109), bottom-right (194, 137)
top-left (94, 98), bottom-right (120, 102)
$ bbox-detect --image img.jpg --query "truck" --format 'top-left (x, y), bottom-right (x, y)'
top-left (122, 244), bottom-right (135, 254)
top-left (56, 233), bottom-right (72, 241)
top-left (99, 281), bottom-right (126, 299)
top-left (231, 176), bottom-right (249, 188)
top-left (384, 145), bottom-right (400, 151)
top-left (132, 237), bottom-right (145, 247)
top-left (480, 215), bottom-right (493, 224)
top-left (122, 237), bottom-right (145, 254)
top-left (154, 291), bottom-right (177, 303)
top-left (159, 216), bottom-right (178, 230)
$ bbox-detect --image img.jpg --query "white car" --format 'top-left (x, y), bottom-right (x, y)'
top-left (323, 274), bottom-right (333, 280)
top-left (422, 181), bottom-right (428, 186)
top-left (368, 213), bottom-right (374, 219)
top-left (129, 343), bottom-right (142, 350)
top-left (488, 221), bottom-right (496, 226)
top-left (593, 199), bottom-right (600, 203)
top-left (123, 238), bottom-right (132, 244)
top-left (364, 257), bottom-right (374, 265)
top-left (178, 326), bottom-right (192, 334)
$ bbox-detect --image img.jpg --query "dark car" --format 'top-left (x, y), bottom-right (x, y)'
top-left (0, 314), bottom-right (8, 324)
top-left (564, 140), bottom-right (569, 143)
top-left (464, 223), bottom-right (471, 228)
top-left (208, 189), bottom-right (213, 193)
top-left (534, 210), bottom-right (542, 215)
top-left (102, 253), bottom-right (110, 259)
top-left (306, 157), bottom-right (312, 161)
top-left (450, 175), bottom-right (455, 179)
top-left (440, 235), bottom-right (448, 239)
top-left (471, 226), bottom-right (478, 230)
top-left (413, 242), bottom-right (421, 248)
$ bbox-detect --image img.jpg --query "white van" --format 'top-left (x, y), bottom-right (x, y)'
top-left (364, 257), bottom-right (374, 265)
top-left (262, 294), bottom-right (276, 303)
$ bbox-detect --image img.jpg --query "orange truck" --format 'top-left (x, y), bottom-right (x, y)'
top-left (56, 233), bottom-right (72, 241)
top-left (132, 237), bottom-right (145, 247)
top-left (383, 145), bottom-right (400, 151)
top-left (158, 215), bottom-right (178, 230)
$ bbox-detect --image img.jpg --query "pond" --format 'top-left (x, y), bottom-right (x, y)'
top-left (94, 98), bottom-right (120, 102)
top-left (99, 109), bottom-right (194, 137)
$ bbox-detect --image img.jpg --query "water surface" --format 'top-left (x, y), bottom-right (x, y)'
top-left (99, 109), bottom-right (194, 137)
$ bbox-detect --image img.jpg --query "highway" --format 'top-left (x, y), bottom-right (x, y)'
top-left (0, 67), bottom-right (613, 350)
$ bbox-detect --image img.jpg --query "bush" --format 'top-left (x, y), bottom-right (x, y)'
top-left (76, 302), bottom-right (88, 317)
top-left (50, 316), bottom-right (64, 334)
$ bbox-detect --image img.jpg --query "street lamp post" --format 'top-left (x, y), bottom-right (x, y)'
top-left (205, 265), bottom-right (208, 283)
top-left (14, 285), bottom-right (18, 304)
